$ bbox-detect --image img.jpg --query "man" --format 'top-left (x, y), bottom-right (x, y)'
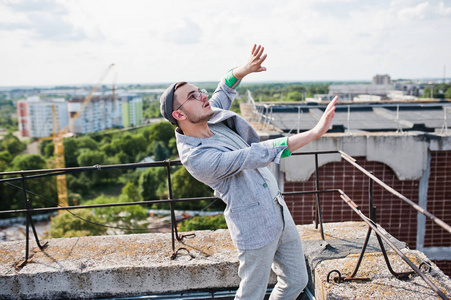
top-left (160, 44), bottom-right (337, 300)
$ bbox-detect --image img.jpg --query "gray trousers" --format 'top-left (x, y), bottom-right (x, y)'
top-left (235, 196), bottom-right (308, 300)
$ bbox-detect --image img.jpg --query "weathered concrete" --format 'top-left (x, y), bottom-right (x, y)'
top-left (281, 132), bottom-right (451, 181)
top-left (0, 230), bottom-right (243, 299)
top-left (1, 222), bottom-right (450, 299)
top-left (315, 251), bottom-right (451, 300)
top-left (301, 223), bottom-right (451, 300)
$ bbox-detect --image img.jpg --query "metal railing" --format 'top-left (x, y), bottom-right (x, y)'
top-left (251, 101), bottom-right (451, 134)
top-left (0, 150), bottom-right (450, 299)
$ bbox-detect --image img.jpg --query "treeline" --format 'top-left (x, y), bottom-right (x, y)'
top-left (239, 82), bottom-right (331, 102)
top-left (422, 84), bottom-right (451, 99)
top-left (0, 95), bottom-right (18, 132)
top-left (0, 122), bottom-right (220, 221)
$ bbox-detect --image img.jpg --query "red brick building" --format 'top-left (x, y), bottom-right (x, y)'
top-left (278, 133), bottom-right (451, 276)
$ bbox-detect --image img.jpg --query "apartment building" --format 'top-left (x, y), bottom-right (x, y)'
top-left (17, 93), bottom-right (143, 137)
top-left (372, 74), bottom-right (391, 85)
top-left (17, 96), bottom-right (68, 138)
top-left (118, 93), bottom-right (143, 128)
top-left (68, 96), bottom-right (123, 134)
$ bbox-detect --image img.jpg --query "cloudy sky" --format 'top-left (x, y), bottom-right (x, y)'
top-left (0, 0), bottom-right (450, 87)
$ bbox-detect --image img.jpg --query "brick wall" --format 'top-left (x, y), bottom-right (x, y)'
top-left (284, 153), bottom-right (451, 276)
top-left (284, 157), bottom-right (419, 249)
top-left (425, 151), bottom-right (451, 248)
top-left (433, 260), bottom-right (451, 278)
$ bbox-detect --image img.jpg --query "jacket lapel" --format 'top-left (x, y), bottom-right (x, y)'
top-left (209, 108), bottom-right (260, 145)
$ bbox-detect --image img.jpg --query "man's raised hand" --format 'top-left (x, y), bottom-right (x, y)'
top-left (233, 44), bottom-right (267, 79)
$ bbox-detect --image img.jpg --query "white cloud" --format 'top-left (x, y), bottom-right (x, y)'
top-left (165, 19), bottom-right (203, 45)
top-left (438, 1), bottom-right (451, 16)
top-left (0, 0), bottom-right (450, 86)
top-left (397, 2), bottom-right (431, 21)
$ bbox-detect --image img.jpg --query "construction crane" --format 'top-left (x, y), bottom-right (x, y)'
top-left (48, 63), bottom-right (115, 209)
top-left (51, 105), bottom-right (69, 208)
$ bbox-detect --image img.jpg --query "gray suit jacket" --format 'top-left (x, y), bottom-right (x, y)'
top-left (175, 79), bottom-right (289, 249)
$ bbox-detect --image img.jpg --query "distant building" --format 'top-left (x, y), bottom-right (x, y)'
top-left (17, 96), bottom-right (68, 138)
top-left (118, 94), bottom-right (143, 127)
top-left (327, 74), bottom-right (419, 101)
top-left (373, 74), bottom-right (391, 85)
top-left (17, 93), bottom-right (143, 137)
top-left (68, 96), bottom-right (122, 134)
top-left (328, 84), bottom-right (394, 101)
top-left (68, 93), bottom-right (143, 134)
top-left (353, 94), bottom-right (381, 102)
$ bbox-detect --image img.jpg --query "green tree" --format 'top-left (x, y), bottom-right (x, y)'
top-left (445, 87), bottom-right (451, 99)
top-left (63, 138), bottom-right (79, 167)
top-left (122, 182), bottom-right (142, 202)
top-left (153, 141), bottom-right (170, 161)
top-left (142, 99), bottom-right (162, 119)
top-left (179, 215), bottom-right (227, 232)
top-left (172, 167), bottom-right (213, 199)
top-left (102, 156), bottom-right (123, 182)
top-left (67, 173), bottom-right (93, 195)
top-left (111, 133), bottom-right (147, 163)
top-left (0, 133), bottom-right (26, 156)
top-left (139, 167), bottom-right (167, 202)
top-left (77, 150), bottom-right (108, 185)
top-left (0, 160), bottom-right (7, 173)
top-left (0, 98), bottom-right (18, 131)
top-left (9, 154), bottom-right (47, 171)
top-left (144, 122), bottom-right (175, 147)
top-left (6, 154), bottom-right (57, 210)
top-left (77, 150), bottom-right (106, 166)
top-left (76, 136), bottom-right (98, 151)
top-left (287, 91), bottom-right (304, 102)
top-left (422, 87), bottom-right (441, 98)
top-left (49, 209), bottom-right (107, 238)
top-left (84, 188), bottom-right (149, 234)
top-left (39, 140), bottom-right (53, 157)
top-left (171, 167), bottom-right (219, 211)
top-left (43, 142), bottom-right (54, 158)
top-left (168, 137), bottom-right (177, 155)
top-left (100, 142), bottom-right (117, 157)
top-left (0, 150), bottom-right (12, 165)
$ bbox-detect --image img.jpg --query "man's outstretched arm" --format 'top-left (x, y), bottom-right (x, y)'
top-left (210, 44), bottom-right (267, 110)
top-left (287, 96), bottom-right (338, 152)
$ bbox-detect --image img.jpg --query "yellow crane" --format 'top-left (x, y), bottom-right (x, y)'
top-left (48, 64), bottom-right (115, 209)
top-left (51, 105), bottom-right (69, 208)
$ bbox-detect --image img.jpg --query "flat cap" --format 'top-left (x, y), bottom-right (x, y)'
top-left (160, 83), bottom-right (178, 125)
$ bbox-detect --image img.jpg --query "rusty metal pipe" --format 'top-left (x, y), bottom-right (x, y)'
top-left (339, 151), bottom-right (451, 235)
top-left (337, 189), bottom-right (449, 300)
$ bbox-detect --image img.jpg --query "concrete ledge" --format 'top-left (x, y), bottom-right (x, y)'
top-left (0, 230), bottom-right (244, 299)
top-left (315, 250), bottom-right (451, 300)
top-left (1, 222), bottom-right (450, 299)
top-left (303, 223), bottom-right (451, 299)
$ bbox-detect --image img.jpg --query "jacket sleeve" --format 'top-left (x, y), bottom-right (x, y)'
top-left (209, 69), bottom-right (242, 111)
top-left (184, 138), bottom-right (289, 184)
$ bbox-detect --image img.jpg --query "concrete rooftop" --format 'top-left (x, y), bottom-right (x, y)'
top-left (1, 222), bottom-right (450, 299)
top-left (253, 101), bottom-right (451, 134)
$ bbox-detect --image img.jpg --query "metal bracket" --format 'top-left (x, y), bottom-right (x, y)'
top-left (327, 270), bottom-right (370, 283)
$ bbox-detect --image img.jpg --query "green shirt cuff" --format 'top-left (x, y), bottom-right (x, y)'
top-left (273, 137), bottom-right (291, 158)
top-left (224, 69), bottom-right (241, 89)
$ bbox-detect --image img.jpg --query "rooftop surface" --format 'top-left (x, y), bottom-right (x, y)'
top-left (1, 222), bottom-right (450, 299)
top-left (253, 101), bottom-right (451, 134)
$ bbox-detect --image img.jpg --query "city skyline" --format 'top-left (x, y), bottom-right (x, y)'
top-left (0, 0), bottom-right (450, 87)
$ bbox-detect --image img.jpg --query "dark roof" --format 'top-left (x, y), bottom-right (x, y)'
top-left (256, 101), bottom-right (451, 133)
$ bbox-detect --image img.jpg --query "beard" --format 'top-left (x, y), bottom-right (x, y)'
top-left (181, 108), bottom-right (214, 124)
